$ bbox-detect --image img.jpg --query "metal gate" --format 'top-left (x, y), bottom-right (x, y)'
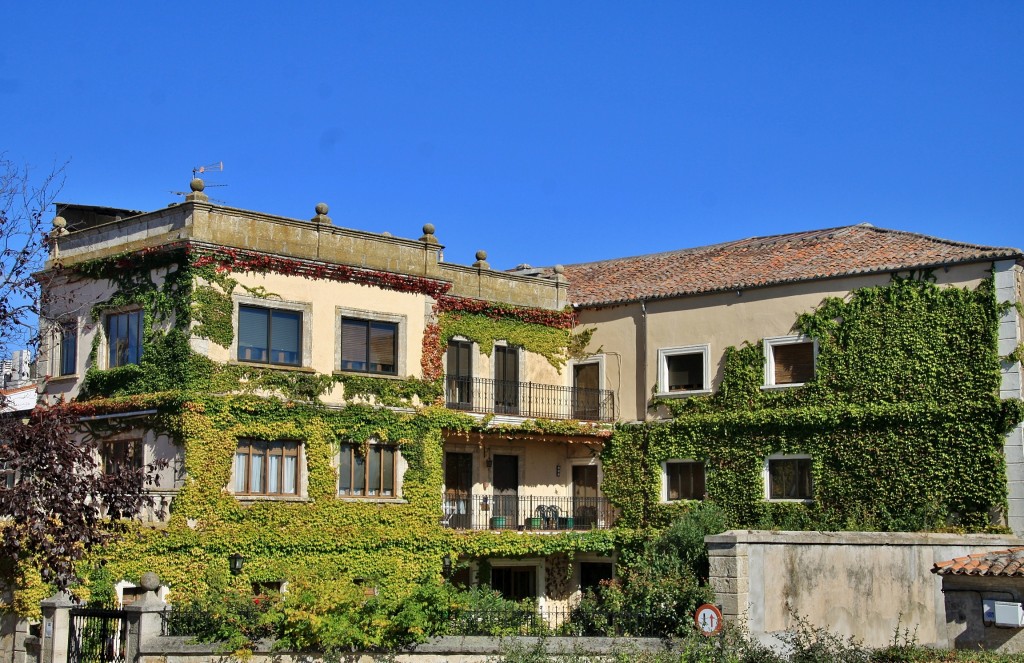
top-left (68, 608), bottom-right (128, 663)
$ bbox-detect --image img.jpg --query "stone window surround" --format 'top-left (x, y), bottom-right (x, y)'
top-left (231, 295), bottom-right (313, 369)
top-left (334, 306), bottom-right (408, 376)
top-left (762, 334), bottom-right (817, 389)
top-left (660, 458), bottom-right (706, 502)
top-left (656, 344), bottom-right (712, 397)
top-left (763, 453), bottom-right (813, 502)
top-left (99, 306), bottom-right (144, 370)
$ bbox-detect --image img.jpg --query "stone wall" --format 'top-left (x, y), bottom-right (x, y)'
top-left (706, 530), bottom-right (1024, 649)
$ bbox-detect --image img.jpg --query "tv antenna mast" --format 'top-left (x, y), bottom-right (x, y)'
top-left (171, 161), bottom-right (229, 203)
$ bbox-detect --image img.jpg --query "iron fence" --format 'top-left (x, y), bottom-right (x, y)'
top-left (443, 495), bottom-right (616, 531)
top-left (448, 606), bottom-right (669, 638)
top-left (445, 376), bottom-right (615, 422)
top-left (68, 608), bottom-right (128, 663)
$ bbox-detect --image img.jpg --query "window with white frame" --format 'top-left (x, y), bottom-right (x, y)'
top-left (765, 455), bottom-right (813, 500)
top-left (657, 345), bottom-right (710, 395)
top-left (662, 460), bottom-right (706, 501)
top-left (234, 439), bottom-right (301, 496)
top-left (764, 336), bottom-right (816, 387)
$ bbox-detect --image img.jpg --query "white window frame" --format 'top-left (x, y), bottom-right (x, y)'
top-left (656, 345), bottom-right (711, 397)
top-left (763, 453), bottom-right (814, 502)
top-left (231, 296), bottom-right (313, 369)
top-left (763, 335), bottom-right (817, 389)
top-left (660, 458), bottom-right (706, 502)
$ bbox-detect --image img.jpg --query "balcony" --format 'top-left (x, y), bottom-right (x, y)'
top-left (445, 377), bottom-right (615, 422)
top-left (442, 495), bottom-right (617, 531)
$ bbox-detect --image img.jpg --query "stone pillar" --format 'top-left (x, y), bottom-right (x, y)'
top-left (39, 592), bottom-right (76, 663)
top-left (123, 573), bottom-right (166, 663)
top-left (706, 532), bottom-right (749, 624)
top-left (995, 260), bottom-right (1024, 533)
top-left (5, 614), bottom-right (37, 663)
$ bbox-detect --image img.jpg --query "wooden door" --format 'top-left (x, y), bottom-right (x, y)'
top-left (573, 465), bottom-right (599, 528)
top-left (444, 452), bottom-right (473, 529)
top-left (494, 346), bottom-right (519, 415)
top-left (572, 363), bottom-right (600, 420)
top-left (492, 454), bottom-right (519, 527)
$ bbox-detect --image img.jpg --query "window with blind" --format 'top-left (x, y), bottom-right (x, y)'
top-left (340, 318), bottom-right (397, 374)
top-left (238, 305), bottom-right (302, 366)
top-left (664, 461), bottom-right (706, 501)
top-left (765, 336), bottom-right (816, 386)
top-left (767, 456), bottom-right (813, 500)
top-left (106, 310), bottom-right (143, 368)
top-left (658, 345), bottom-right (709, 394)
top-left (338, 444), bottom-right (397, 497)
top-left (234, 439), bottom-right (300, 496)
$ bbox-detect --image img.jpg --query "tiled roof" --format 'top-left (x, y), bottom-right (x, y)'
top-left (559, 224), bottom-right (1022, 307)
top-left (932, 547), bottom-right (1024, 577)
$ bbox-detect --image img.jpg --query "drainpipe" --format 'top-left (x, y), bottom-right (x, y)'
top-left (638, 299), bottom-right (648, 422)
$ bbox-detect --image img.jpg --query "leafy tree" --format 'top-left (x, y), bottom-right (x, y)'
top-left (0, 403), bottom-right (165, 589)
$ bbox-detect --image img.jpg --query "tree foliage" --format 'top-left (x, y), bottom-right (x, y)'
top-left (0, 404), bottom-right (165, 589)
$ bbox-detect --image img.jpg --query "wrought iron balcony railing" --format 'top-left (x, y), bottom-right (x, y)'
top-left (442, 494), bottom-right (616, 531)
top-left (445, 376), bottom-right (615, 422)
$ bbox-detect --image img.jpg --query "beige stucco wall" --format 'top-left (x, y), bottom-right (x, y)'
top-left (578, 263), bottom-right (994, 422)
top-left (940, 575), bottom-right (1024, 653)
top-left (201, 270), bottom-right (429, 407)
top-left (444, 437), bottom-right (603, 502)
top-left (706, 530), bottom-right (1024, 650)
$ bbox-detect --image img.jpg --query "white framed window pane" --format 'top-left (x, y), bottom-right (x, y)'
top-left (267, 453), bottom-right (281, 494)
top-left (250, 454), bottom-right (264, 494)
top-left (235, 453), bottom-right (248, 492)
top-left (283, 456), bottom-right (297, 494)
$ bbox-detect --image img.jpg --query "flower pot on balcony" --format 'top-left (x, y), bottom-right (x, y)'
top-left (489, 516), bottom-right (506, 529)
top-left (527, 517), bottom-right (543, 530)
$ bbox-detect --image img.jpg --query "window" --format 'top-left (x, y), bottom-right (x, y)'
top-left (764, 336), bottom-right (816, 387)
top-left (0, 461), bottom-right (15, 489)
top-left (234, 439), bottom-right (300, 496)
top-left (338, 443), bottom-right (396, 497)
top-left (491, 566), bottom-right (537, 601)
top-left (663, 460), bottom-right (706, 501)
top-left (340, 318), bottom-right (397, 374)
top-left (766, 456), bottom-right (813, 500)
top-left (657, 346), bottom-right (710, 395)
top-left (446, 340), bottom-right (473, 409)
top-left (56, 322), bottom-right (77, 376)
top-left (102, 440), bottom-right (143, 479)
top-left (106, 310), bottom-right (143, 368)
top-left (238, 305), bottom-right (302, 366)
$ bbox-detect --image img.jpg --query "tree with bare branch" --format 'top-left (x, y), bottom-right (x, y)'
top-left (0, 156), bottom-right (67, 362)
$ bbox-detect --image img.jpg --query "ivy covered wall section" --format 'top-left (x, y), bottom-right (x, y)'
top-left (602, 276), bottom-right (1024, 532)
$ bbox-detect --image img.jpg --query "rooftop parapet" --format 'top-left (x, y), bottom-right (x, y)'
top-left (45, 183), bottom-right (568, 311)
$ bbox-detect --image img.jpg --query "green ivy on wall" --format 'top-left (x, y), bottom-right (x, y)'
top-left (604, 276), bottom-right (1023, 532)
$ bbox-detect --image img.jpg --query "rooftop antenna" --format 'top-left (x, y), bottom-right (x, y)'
top-left (170, 161), bottom-right (229, 203)
top-left (193, 160), bottom-right (224, 179)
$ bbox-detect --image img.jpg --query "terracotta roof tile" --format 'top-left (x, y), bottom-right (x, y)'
top-left (558, 224), bottom-right (1022, 307)
top-left (932, 547), bottom-right (1024, 577)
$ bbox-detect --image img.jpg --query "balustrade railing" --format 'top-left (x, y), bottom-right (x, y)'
top-left (445, 376), bottom-right (615, 422)
top-left (442, 494), bottom-right (616, 531)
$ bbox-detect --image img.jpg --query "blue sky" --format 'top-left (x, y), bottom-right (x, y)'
top-left (3, 2), bottom-right (1021, 270)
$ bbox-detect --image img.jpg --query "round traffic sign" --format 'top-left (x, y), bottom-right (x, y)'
top-left (694, 603), bottom-right (723, 635)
